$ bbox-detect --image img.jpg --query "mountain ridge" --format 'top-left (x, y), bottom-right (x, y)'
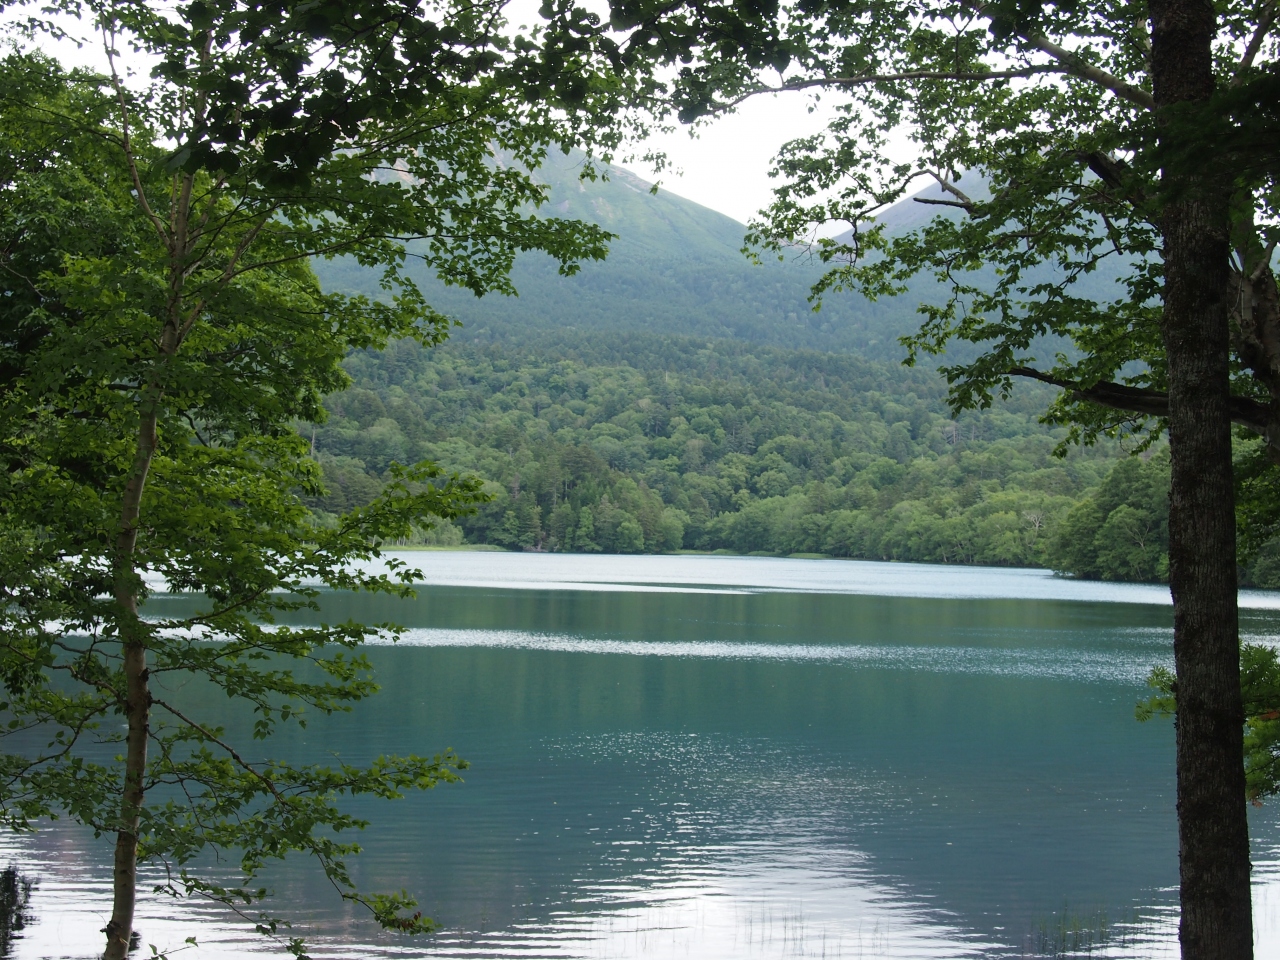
top-left (313, 150), bottom-right (947, 360)
top-left (315, 150), bottom-right (1127, 366)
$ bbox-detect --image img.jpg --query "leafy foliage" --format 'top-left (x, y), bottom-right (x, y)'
top-left (1235, 436), bottom-right (1280, 584)
top-left (611, 0), bottom-right (1279, 454)
top-left (1048, 451), bottom-right (1170, 582)
top-left (1139, 643), bottom-right (1280, 804)
top-left (317, 331), bottom-right (1280, 583)
top-left (0, 0), bottom-right (623, 945)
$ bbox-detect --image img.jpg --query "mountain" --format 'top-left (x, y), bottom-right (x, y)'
top-left (314, 150), bottom-right (937, 361)
top-left (314, 150), bottom-right (1131, 363)
top-left (301, 149), bottom-right (1196, 582)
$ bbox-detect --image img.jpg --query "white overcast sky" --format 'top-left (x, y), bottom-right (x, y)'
top-left (624, 93), bottom-right (833, 225)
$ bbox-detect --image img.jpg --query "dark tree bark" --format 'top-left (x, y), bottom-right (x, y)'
top-left (1149, 0), bottom-right (1254, 956)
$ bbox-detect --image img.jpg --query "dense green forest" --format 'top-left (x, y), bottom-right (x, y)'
top-left (305, 152), bottom-right (1275, 585)
top-left (303, 330), bottom-right (1217, 583)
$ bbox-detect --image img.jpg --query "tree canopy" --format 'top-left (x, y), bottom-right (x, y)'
top-left (314, 330), bottom-right (1184, 579)
top-left (0, 0), bottom-right (631, 952)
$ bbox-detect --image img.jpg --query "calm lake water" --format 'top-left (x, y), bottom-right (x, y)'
top-left (7, 552), bottom-right (1280, 959)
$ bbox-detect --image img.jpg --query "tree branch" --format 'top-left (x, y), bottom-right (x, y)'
top-left (1251, 240), bottom-right (1278, 283)
top-left (1009, 366), bottom-right (1271, 432)
top-left (1019, 33), bottom-right (1155, 110)
top-left (1234, 0), bottom-right (1278, 83)
top-left (151, 697), bottom-right (284, 801)
top-left (914, 197), bottom-right (974, 209)
top-left (929, 170), bottom-right (978, 209)
top-left (962, 0), bottom-right (1156, 110)
top-left (177, 207), bottom-right (282, 343)
top-left (802, 65), bottom-right (1057, 89)
top-left (102, 24), bottom-right (167, 244)
top-left (723, 66), bottom-right (1061, 109)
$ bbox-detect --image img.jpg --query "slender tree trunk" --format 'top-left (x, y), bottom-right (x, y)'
top-left (103, 400), bottom-right (160, 960)
top-left (1150, 0), bottom-right (1253, 956)
top-left (103, 628), bottom-right (150, 960)
top-left (100, 64), bottom-right (197, 955)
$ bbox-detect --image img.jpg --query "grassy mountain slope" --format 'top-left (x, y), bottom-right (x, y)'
top-left (316, 151), bottom-right (1131, 363)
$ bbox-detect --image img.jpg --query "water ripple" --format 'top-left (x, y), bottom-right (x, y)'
top-left (385, 628), bottom-right (1167, 684)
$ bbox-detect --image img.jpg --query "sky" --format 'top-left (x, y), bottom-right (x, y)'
top-left (622, 93), bottom-right (833, 226)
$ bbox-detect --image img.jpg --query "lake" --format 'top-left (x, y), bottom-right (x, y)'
top-left (5, 552), bottom-right (1280, 959)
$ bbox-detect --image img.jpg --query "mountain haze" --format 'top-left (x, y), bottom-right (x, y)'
top-left (316, 151), bottom-right (1130, 363)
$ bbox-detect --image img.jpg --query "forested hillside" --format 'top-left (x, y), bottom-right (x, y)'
top-left (303, 154), bottom-right (1254, 584)
top-left (305, 331), bottom-right (1207, 581)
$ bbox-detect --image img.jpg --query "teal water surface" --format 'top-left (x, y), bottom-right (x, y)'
top-left (6, 553), bottom-right (1280, 959)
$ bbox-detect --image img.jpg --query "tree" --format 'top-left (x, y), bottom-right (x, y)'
top-left (601, 0), bottom-right (1279, 954)
top-left (1049, 453), bottom-right (1171, 580)
top-left (576, 506), bottom-right (602, 550)
top-left (0, 0), bottom-right (623, 952)
top-left (1143, 641), bottom-right (1280, 805)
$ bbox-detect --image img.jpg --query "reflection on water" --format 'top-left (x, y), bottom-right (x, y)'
top-left (8, 554), bottom-right (1280, 958)
top-left (380, 626), bottom-right (1168, 684)
top-left (351, 550), bottom-right (1280, 609)
top-left (0, 867), bottom-right (33, 959)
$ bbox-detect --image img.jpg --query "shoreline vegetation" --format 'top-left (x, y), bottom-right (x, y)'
top-left (305, 330), bottom-right (1271, 587)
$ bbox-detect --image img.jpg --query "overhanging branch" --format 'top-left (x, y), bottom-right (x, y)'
top-left (960, 1), bottom-right (1156, 110)
top-left (721, 66), bottom-right (1061, 109)
top-left (792, 65), bottom-right (1059, 89)
top-left (914, 197), bottom-right (974, 209)
top-left (1235, 0), bottom-right (1277, 82)
top-left (1018, 32), bottom-right (1155, 110)
top-left (1009, 366), bottom-right (1271, 433)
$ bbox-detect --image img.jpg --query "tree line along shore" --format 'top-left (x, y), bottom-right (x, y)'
top-left (304, 331), bottom-right (1250, 586)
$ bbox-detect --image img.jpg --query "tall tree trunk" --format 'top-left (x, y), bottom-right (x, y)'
top-left (1150, 0), bottom-right (1253, 956)
top-left (103, 401), bottom-right (159, 960)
